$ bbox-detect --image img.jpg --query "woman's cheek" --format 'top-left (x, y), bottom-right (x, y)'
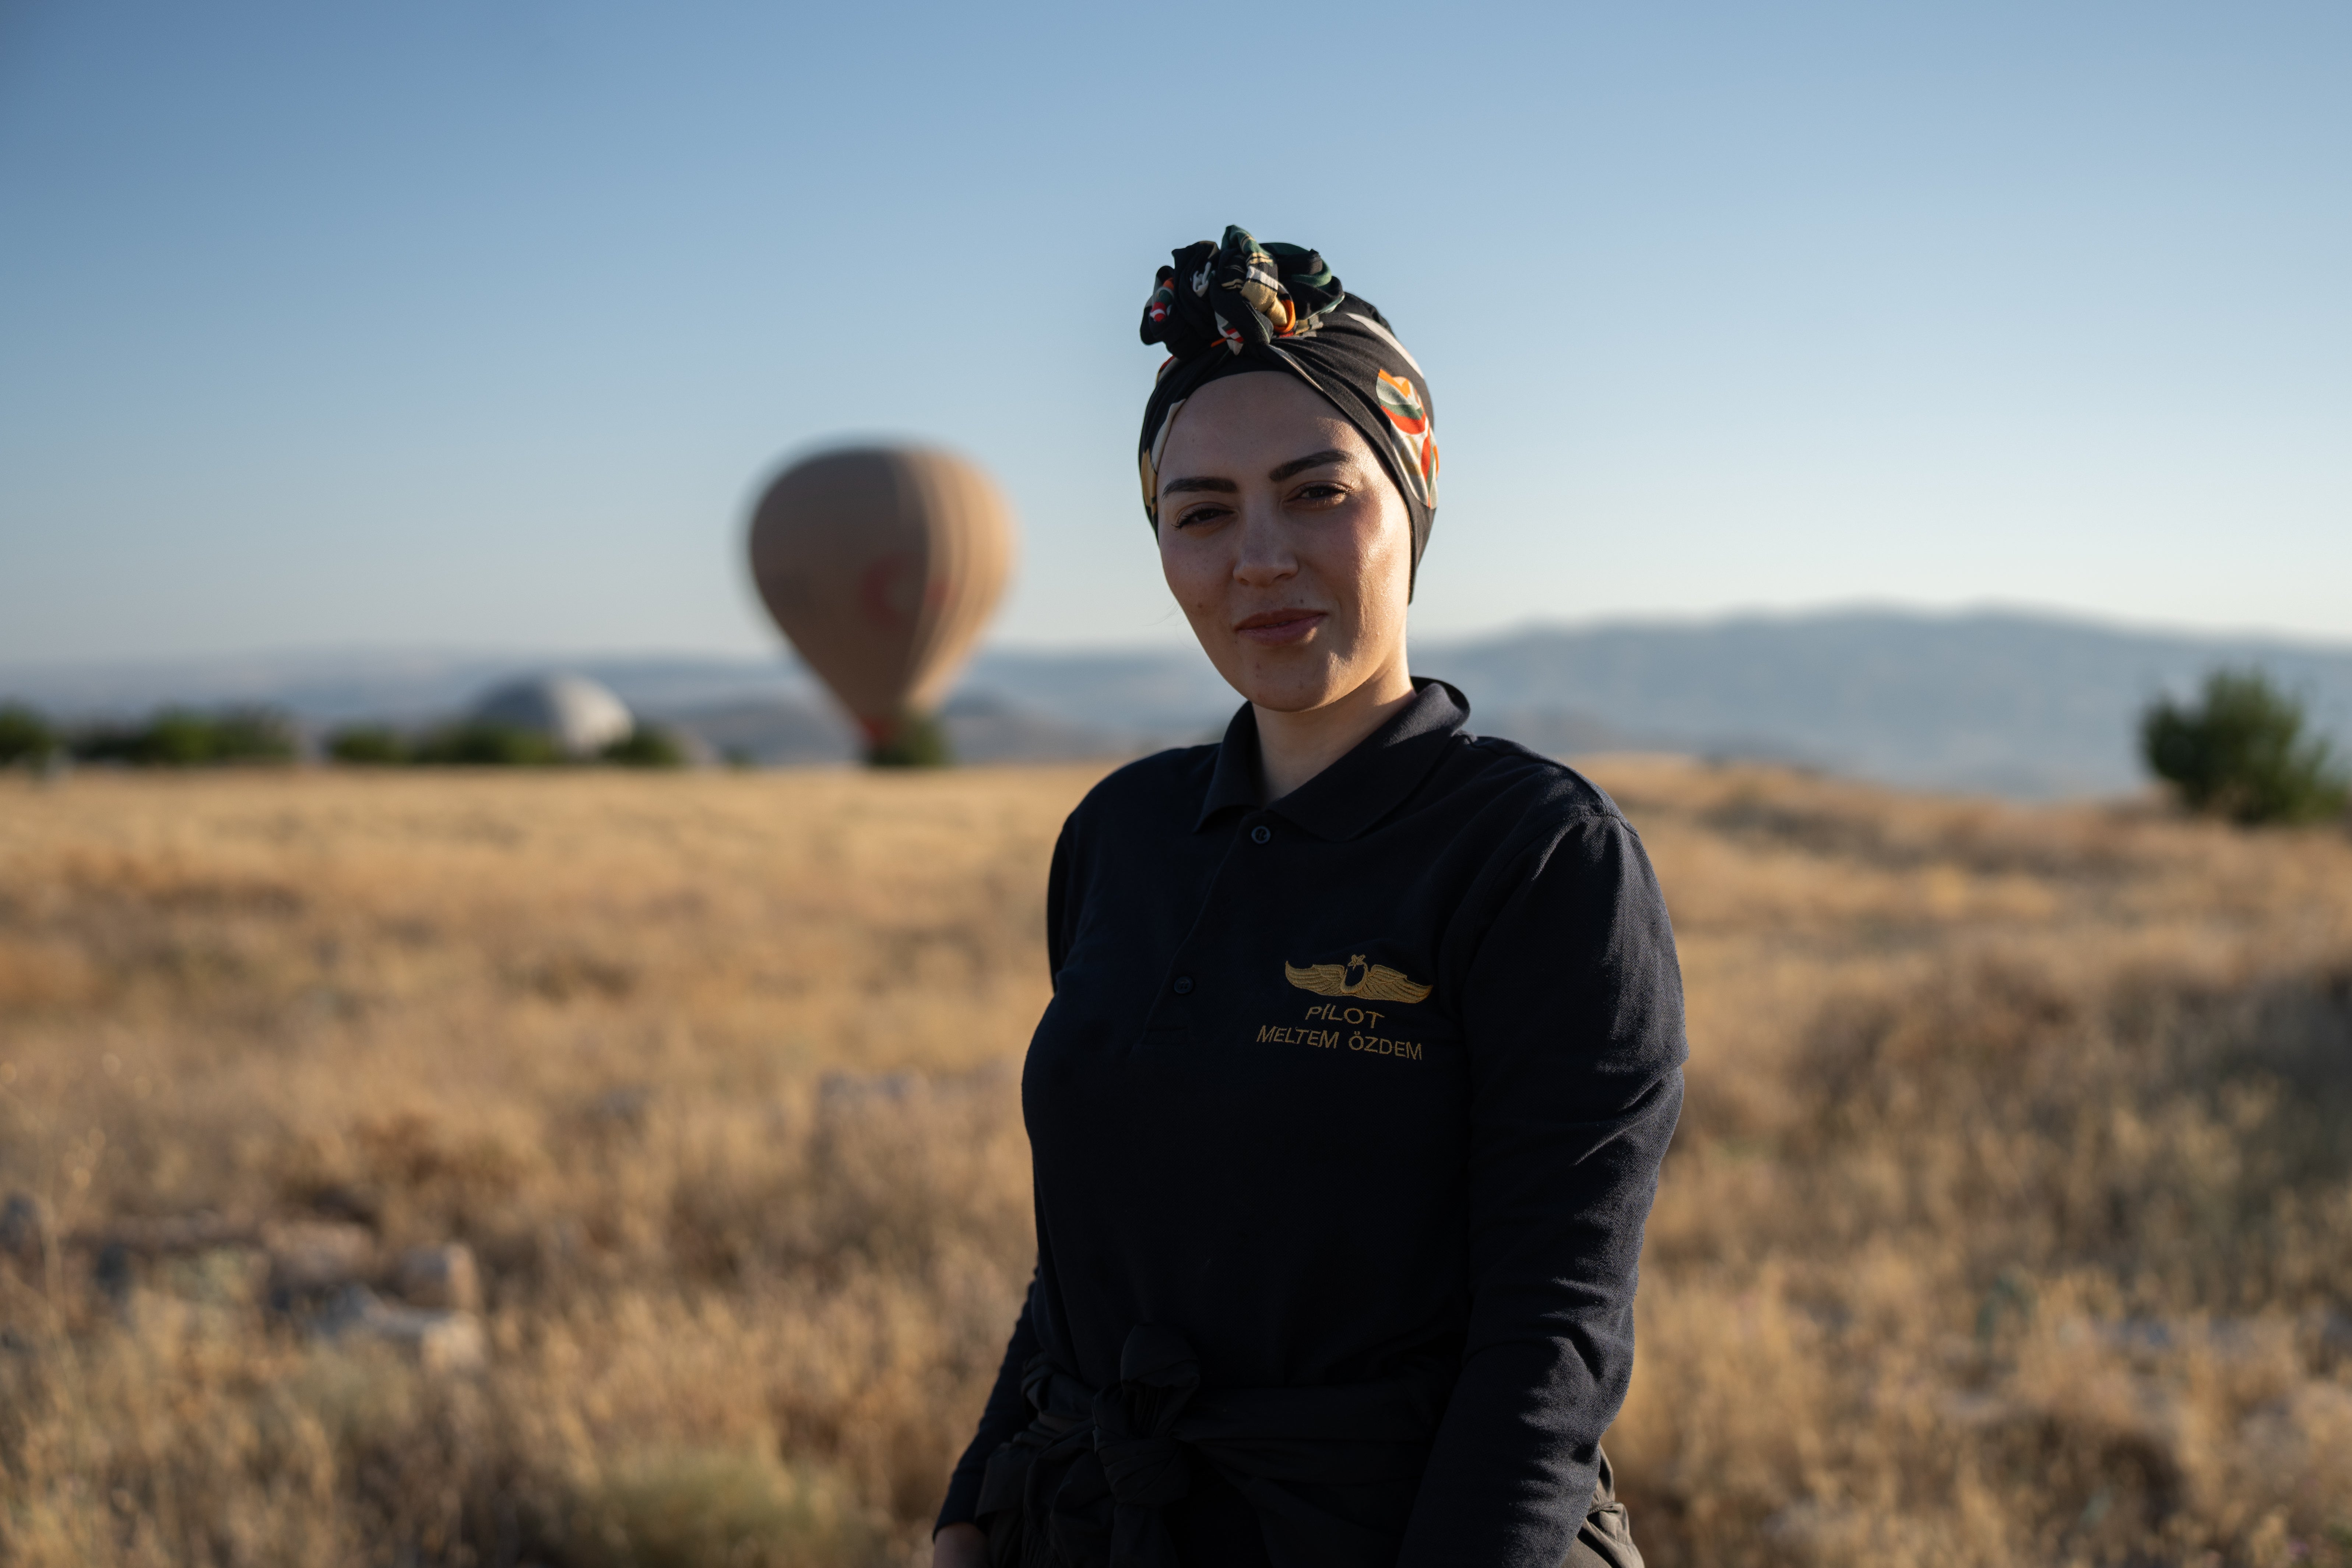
top-left (1164, 551), bottom-right (1227, 638)
top-left (1157, 537), bottom-right (1199, 600)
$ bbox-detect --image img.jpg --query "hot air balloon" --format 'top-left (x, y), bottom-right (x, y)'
top-left (746, 445), bottom-right (1016, 766)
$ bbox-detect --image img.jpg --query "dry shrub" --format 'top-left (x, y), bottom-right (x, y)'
top-left (3, 762), bottom-right (2351, 1566)
top-left (570, 1445), bottom-right (878, 1568)
top-left (1608, 760), bottom-right (2352, 1567)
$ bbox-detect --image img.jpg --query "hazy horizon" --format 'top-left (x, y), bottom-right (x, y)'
top-left (4, 599), bottom-right (2352, 678)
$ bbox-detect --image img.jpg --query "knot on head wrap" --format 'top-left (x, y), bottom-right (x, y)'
top-left (1137, 225), bottom-right (1439, 588)
top-left (1140, 228), bottom-right (1348, 358)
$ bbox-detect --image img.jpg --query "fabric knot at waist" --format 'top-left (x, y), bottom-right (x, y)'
top-left (974, 1324), bottom-right (1446, 1568)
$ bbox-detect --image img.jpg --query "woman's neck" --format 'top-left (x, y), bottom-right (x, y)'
top-left (1253, 655), bottom-right (1418, 802)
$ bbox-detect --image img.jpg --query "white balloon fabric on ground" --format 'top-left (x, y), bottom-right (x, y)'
top-left (470, 674), bottom-right (635, 757)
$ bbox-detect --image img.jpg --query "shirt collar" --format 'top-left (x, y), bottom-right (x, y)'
top-left (1193, 678), bottom-right (1470, 840)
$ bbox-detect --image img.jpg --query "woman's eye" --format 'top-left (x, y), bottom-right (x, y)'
top-left (1175, 503), bottom-right (1230, 528)
top-left (1292, 483), bottom-right (1346, 503)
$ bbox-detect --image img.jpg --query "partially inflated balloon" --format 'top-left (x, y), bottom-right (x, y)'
top-left (747, 446), bottom-right (1015, 764)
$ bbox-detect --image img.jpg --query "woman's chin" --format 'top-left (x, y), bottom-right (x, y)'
top-left (1221, 657), bottom-right (1355, 716)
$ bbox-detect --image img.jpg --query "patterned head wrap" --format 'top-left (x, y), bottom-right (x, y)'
top-left (1137, 226), bottom-right (1439, 588)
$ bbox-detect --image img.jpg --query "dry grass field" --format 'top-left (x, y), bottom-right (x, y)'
top-left (3, 760), bottom-right (2351, 1567)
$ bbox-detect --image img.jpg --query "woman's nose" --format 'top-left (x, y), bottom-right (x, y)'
top-left (1230, 504), bottom-right (1298, 586)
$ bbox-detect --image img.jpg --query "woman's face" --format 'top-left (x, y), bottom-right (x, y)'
top-left (1154, 372), bottom-right (1414, 715)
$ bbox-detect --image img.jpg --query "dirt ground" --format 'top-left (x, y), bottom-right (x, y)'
top-left (3, 762), bottom-right (2349, 1567)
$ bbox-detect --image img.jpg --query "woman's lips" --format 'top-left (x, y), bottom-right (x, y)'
top-left (1234, 609), bottom-right (1327, 647)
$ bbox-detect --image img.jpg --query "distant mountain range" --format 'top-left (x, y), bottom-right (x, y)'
top-left (6, 609), bottom-right (2350, 798)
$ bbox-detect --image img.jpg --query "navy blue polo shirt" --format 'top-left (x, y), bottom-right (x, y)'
top-left (940, 679), bottom-right (1686, 1568)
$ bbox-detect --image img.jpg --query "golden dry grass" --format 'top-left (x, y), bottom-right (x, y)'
top-left (3, 761), bottom-right (2350, 1567)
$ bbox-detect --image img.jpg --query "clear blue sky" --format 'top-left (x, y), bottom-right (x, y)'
top-left (2, 1), bottom-right (2345, 663)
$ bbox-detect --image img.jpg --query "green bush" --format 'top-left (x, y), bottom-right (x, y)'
top-left (408, 721), bottom-right (565, 766)
top-left (136, 712), bottom-right (224, 765)
top-left (2141, 667), bottom-right (2350, 826)
top-left (73, 708), bottom-right (296, 767)
top-left (328, 725), bottom-right (409, 764)
top-left (0, 702), bottom-right (56, 764)
top-left (600, 727), bottom-right (687, 768)
top-left (203, 710), bottom-right (298, 763)
top-left (864, 709), bottom-right (950, 769)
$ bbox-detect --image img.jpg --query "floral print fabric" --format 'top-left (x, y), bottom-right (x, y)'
top-left (1136, 226), bottom-right (1440, 585)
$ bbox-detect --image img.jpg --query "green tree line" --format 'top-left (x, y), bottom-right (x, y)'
top-left (0, 703), bottom-right (686, 769)
top-left (326, 720), bottom-right (685, 767)
top-left (0, 704), bottom-right (297, 766)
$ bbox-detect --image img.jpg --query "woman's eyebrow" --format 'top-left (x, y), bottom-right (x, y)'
top-left (1162, 449), bottom-right (1349, 496)
top-left (1268, 449), bottom-right (1349, 482)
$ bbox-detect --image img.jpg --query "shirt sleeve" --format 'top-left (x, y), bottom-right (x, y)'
top-left (935, 1278), bottom-right (1041, 1533)
top-left (1044, 813), bottom-right (1080, 980)
top-left (1398, 811), bottom-right (1687, 1568)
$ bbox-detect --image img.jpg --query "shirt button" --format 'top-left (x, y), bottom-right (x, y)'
top-left (1173, 976), bottom-right (1194, 995)
top-left (1250, 825), bottom-right (1271, 844)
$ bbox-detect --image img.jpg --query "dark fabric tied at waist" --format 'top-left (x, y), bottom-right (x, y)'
top-left (974, 1324), bottom-right (1447, 1568)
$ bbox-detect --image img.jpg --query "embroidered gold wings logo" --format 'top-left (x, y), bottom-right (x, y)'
top-left (1283, 953), bottom-right (1432, 1003)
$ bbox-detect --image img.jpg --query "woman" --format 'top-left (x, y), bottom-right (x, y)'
top-left (932, 228), bottom-right (1684, 1568)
